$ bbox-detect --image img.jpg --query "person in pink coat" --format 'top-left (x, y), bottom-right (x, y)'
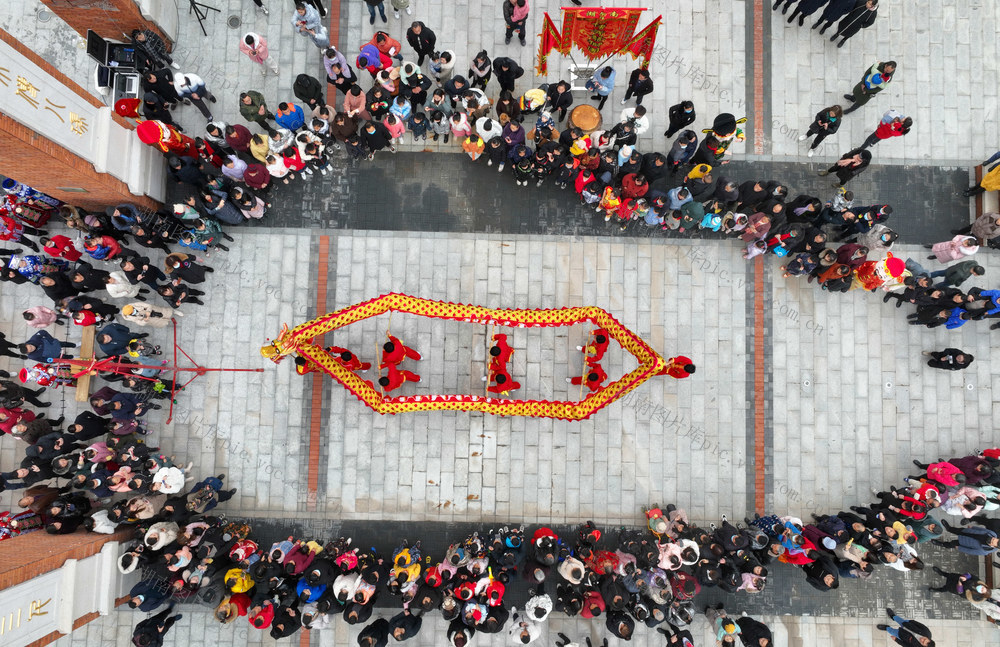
top-left (449, 112), bottom-right (472, 140)
top-left (240, 33), bottom-right (279, 76)
top-left (926, 235), bottom-right (979, 263)
top-left (384, 114), bottom-right (406, 146)
top-left (22, 306), bottom-right (65, 328)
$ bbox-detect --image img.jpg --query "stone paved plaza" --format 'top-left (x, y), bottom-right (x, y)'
top-left (2, 0), bottom-right (1000, 645)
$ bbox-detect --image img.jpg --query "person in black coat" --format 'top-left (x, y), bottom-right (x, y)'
top-left (800, 105), bottom-right (842, 155)
top-left (447, 619), bottom-right (474, 647)
top-left (641, 152), bottom-right (669, 184)
top-left (67, 295), bottom-right (119, 319)
top-left (924, 348), bottom-right (974, 370)
top-left (657, 623), bottom-right (695, 647)
top-left (622, 68), bottom-right (654, 106)
top-left (141, 68), bottom-right (181, 105)
top-left (831, 0), bottom-right (878, 47)
top-left (608, 121), bottom-right (637, 149)
top-left (737, 615), bottom-right (773, 647)
top-left (360, 120), bottom-right (393, 158)
top-left (0, 331), bottom-right (25, 360)
top-left (293, 73), bottom-right (326, 112)
top-left (0, 379), bottom-right (49, 409)
top-left (819, 147), bottom-right (871, 186)
top-left (402, 72), bottom-right (432, 108)
top-left (405, 22), bottom-right (436, 65)
top-left (167, 156), bottom-right (207, 188)
top-left (97, 322), bottom-right (144, 356)
top-left (492, 57), bottom-right (524, 94)
top-left (141, 91), bottom-right (176, 126)
top-left (67, 411), bottom-right (111, 441)
top-left (1, 263), bottom-right (29, 286)
top-left (70, 261), bottom-right (111, 293)
top-left (121, 254), bottom-right (167, 289)
top-left (388, 610), bottom-right (421, 641)
top-left (442, 75), bottom-right (469, 105)
top-left (165, 253), bottom-right (213, 284)
top-left (39, 273), bottom-right (79, 302)
top-left (130, 606), bottom-right (182, 647)
top-left (270, 606), bottom-right (300, 640)
top-left (606, 611), bottom-right (635, 640)
top-left (877, 609), bottom-right (934, 647)
top-left (545, 80), bottom-right (574, 122)
top-left (812, 0), bottom-right (855, 33)
top-left (781, 0), bottom-right (830, 26)
top-left (664, 101), bottom-right (696, 138)
top-left (359, 617), bottom-right (390, 647)
top-left (130, 30), bottom-right (175, 72)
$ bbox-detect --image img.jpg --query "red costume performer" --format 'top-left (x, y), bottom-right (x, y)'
top-left (136, 119), bottom-right (198, 158)
top-left (378, 364), bottom-right (420, 392)
top-left (328, 346), bottom-right (371, 372)
top-left (570, 365), bottom-right (608, 392)
top-left (581, 329), bottom-right (610, 362)
top-left (19, 364), bottom-right (74, 387)
top-left (489, 333), bottom-right (514, 369)
top-left (380, 334), bottom-right (421, 368)
top-left (664, 356), bottom-right (696, 379)
top-left (487, 370), bottom-right (521, 395)
top-left (294, 355), bottom-right (321, 375)
top-left (42, 235), bottom-right (82, 262)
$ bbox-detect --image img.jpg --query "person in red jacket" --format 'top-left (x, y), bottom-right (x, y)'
top-left (370, 31), bottom-right (403, 62)
top-left (663, 356), bottom-right (696, 379)
top-left (328, 346), bottom-right (371, 372)
top-left (621, 173), bottom-right (650, 200)
top-left (41, 235), bottom-right (82, 262)
top-left (82, 234), bottom-right (122, 261)
top-left (861, 110), bottom-right (912, 149)
top-left (574, 168), bottom-right (597, 203)
top-left (378, 363), bottom-right (420, 392)
top-left (249, 600), bottom-right (275, 629)
top-left (381, 334), bottom-right (421, 368)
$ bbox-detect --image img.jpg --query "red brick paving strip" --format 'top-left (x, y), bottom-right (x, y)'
top-left (752, 0), bottom-right (765, 155)
top-left (752, 256), bottom-right (766, 511)
top-left (307, 236), bottom-right (331, 510)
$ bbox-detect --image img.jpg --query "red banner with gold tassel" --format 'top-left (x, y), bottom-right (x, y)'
top-left (536, 8), bottom-right (661, 75)
top-left (621, 15), bottom-right (662, 69)
top-left (536, 12), bottom-right (564, 75)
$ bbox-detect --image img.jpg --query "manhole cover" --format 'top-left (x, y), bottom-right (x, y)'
top-left (37, 8), bottom-right (52, 22)
top-left (227, 15), bottom-right (242, 29)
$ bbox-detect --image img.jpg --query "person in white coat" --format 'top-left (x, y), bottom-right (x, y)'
top-left (105, 271), bottom-right (147, 300)
top-left (524, 584), bottom-right (553, 622)
top-left (121, 303), bottom-right (181, 328)
top-left (152, 465), bottom-right (191, 494)
top-left (508, 607), bottom-right (542, 644)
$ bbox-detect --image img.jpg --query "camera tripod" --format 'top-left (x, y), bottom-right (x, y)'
top-left (188, 0), bottom-right (220, 37)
